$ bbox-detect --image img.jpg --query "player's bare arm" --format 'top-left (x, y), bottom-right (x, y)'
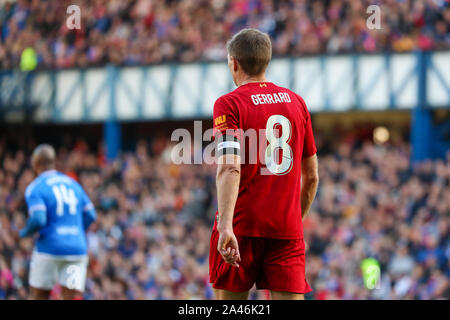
top-left (300, 154), bottom-right (319, 221)
top-left (216, 154), bottom-right (241, 268)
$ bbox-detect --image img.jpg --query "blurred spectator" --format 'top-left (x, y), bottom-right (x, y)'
top-left (0, 127), bottom-right (448, 300)
top-left (0, 0), bottom-right (449, 70)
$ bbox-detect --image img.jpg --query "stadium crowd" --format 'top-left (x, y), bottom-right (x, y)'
top-left (0, 129), bottom-right (448, 300)
top-left (1, 0), bottom-right (449, 70)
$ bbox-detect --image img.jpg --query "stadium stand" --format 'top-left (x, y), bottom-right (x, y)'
top-left (0, 129), bottom-right (448, 299)
top-left (0, 0), bottom-right (449, 69)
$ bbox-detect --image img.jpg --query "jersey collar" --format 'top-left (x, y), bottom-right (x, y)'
top-left (39, 169), bottom-right (58, 177)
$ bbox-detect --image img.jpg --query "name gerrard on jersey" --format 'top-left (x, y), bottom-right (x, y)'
top-left (251, 92), bottom-right (291, 105)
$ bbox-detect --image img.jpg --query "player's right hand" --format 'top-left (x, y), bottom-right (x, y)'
top-left (217, 229), bottom-right (241, 268)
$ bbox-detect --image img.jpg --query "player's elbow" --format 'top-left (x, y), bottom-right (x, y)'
top-left (83, 209), bottom-right (97, 229)
top-left (302, 155), bottom-right (319, 185)
top-left (216, 154), bottom-right (241, 178)
top-left (217, 164), bottom-right (241, 179)
top-left (302, 168), bottom-right (319, 186)
top-left (88, 209), bottom-right (97, 223)
top-left (303, 170), bottom-right (319, 184)
top-left (34, 211), bottom-right (47, 228)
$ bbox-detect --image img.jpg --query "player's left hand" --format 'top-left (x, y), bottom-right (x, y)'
top-left (217, 229), bottom-right (241, 268)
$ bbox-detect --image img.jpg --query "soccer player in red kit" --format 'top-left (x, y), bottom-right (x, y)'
top-left (209, 28), bottom-right (319, 300)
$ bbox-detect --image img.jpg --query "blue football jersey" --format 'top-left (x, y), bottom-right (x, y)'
top-left (25, 170), bottom-right (94, 256)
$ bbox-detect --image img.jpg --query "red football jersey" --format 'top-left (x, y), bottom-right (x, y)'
top-left (213, 82), bottom-right (316, 240)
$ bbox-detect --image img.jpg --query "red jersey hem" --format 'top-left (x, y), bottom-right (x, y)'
top-left (234, 232), bottom-right (303, 240)
top-left (215, 227), bottom-right (303, 240)
top-left (256, 284), bottom-right (313, 295)
top-left (211, 282), bottom-right (253, 293)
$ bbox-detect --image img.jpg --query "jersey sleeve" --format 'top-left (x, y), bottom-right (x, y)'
top-left (213, 96), bottom-right (241, 156)
top-left (80, 187), bottom-right (96, 230)
top-left (25, 184), bottom-right (47, 216)
top-left (80, 188), bottom-right (94, 212)
top-left (302, 102), bottom-right (317, 159)
top-left (20, 184), bottom-right (47, 237)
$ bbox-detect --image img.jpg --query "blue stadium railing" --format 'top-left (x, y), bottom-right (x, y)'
top-left (0, 51), bottom-right (449, 162)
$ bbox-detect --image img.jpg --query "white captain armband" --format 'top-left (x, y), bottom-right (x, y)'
top-left (217, 135), bottom-right (240, 156)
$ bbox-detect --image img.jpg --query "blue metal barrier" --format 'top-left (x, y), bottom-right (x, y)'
top-left (0, 52), bottom-right (449, 161)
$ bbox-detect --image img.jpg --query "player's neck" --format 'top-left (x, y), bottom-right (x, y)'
top-left (237, 74), bottom-right (268, 87)
top-left (37, 168), bottom-right (57, 176)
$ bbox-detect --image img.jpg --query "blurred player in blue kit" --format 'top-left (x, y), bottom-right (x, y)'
top-left (18, 144), bottom-right (96, 300)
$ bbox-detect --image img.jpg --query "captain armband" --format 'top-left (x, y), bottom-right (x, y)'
top-left (216, 135), bottom-right (241, 156)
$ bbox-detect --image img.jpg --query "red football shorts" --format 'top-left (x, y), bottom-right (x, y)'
top-left (209, 229), bottom-right (312, 294)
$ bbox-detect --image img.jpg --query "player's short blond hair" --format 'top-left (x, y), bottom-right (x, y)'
top-left (226, 28), bottom-right (272, 76)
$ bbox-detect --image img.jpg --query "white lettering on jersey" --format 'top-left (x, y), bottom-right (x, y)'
top-left (46, 175), bottom-right (75, 185)
top-left (251, 92), bottom-right (291, 105)
top-left (57, 226), bottom-right (80, 235)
